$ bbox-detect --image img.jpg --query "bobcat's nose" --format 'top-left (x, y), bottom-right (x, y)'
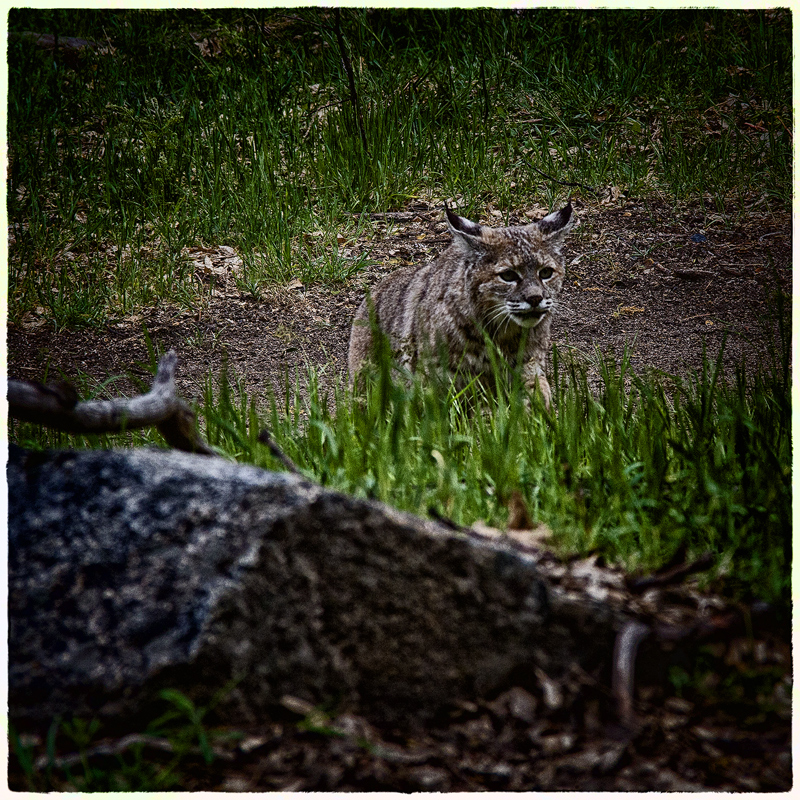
top-left (525, 293), bottom-right (544, 309)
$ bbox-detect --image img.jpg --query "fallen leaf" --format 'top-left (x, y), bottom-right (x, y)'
top-left (535, 666), bottom-right (564, 711)
top-left (238, 735), bottom-right (269, 753)
top-left (20, 313), bottom-right (46, 330)
top-left (279, 695), bottom-right (315, 715)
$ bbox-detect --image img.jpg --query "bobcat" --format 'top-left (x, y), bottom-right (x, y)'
top-left (347, 202), bottom-right (575, 408)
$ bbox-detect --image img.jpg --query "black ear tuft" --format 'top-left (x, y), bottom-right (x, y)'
top-left (444, 202), bottom-right (460, 229)
top-left (537, 202), bottom-right (575, 239)
top-left (444, 204), bottom-right (484, 238)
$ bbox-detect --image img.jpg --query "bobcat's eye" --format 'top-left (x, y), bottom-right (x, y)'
top-left (498, 269), bottom-right (520, 283)
top-left (539, 267), bottom-right (554, 280)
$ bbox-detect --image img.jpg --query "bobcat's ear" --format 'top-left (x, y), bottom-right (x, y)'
top-left (445, 203), bottom-right (484, 251)
top-left (536, 202), bottom-right (575, 242)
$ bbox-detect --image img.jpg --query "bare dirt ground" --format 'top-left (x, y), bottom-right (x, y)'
top-left (7, 197), bottom-right (792, 403)
top-left (6, 197), bottom-right (792, 791)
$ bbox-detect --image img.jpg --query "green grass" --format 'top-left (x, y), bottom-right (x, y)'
top-left (18, 302), bottom-right (787, 612)
top-left (8, 8), bottom-right (792, 326)
top-left (9, 688), bottom-right (240, 791)
top-left (194, 322), bottom-right (790, 609)
top-left (8, 5), bottom-right (791, 606)
top-left (12, 310), bottom-right (790, 608)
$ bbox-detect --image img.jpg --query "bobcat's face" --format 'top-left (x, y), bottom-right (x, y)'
top-left (444, 205), bottom-right (573, 335)
top-left (477, 240), bottom-right (565, 331)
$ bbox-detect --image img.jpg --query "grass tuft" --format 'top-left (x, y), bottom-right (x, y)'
top-left (8, 9), bottom-right (791, 325)
top-left (192, 325), bottom-right (791, 609)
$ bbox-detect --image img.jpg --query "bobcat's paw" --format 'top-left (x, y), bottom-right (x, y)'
top-left (523, 372), bottom-right (551, 411)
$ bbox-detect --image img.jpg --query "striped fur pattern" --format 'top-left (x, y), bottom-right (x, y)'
top-left (347, 203), bottom-right (576, 408)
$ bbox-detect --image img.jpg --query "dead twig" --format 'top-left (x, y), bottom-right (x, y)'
top-left (628, 552), bottom-right (714, 593)
top-left (427, 507), bottom-right (466, 532)
top-left (8, 350), bottom-right (213, 455)
top-left (529, 164), bottom-right (598, 194)
top-left (258, 428), bottom-right (302, 475)
top-left (612, 620), bottom-right (650, 728)
top-left (11, 31), bottom-right (101, 51)
top-left (346, 210), bottom-right (436, 221)
top-left (678, 312), bottom-right (715, 322)
top-left (583, 286), bottom-right (622, 296)
top-left (670, 268), bottom-right (716, 280)
top-left (33, 733), bottom-right (234, 771)
top-left (656, 264), bottom-right (716, 281)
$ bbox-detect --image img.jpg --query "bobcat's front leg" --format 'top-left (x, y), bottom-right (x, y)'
top-left (522, 360), bottom-right (552, 410)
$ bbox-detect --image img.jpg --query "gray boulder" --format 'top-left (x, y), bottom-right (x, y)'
top-left (8, 445), bottom-right (619, 730)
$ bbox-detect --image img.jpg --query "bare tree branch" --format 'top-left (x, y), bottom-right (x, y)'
top-left (157, 405), bottom-right (215, 456)
top-left (8, 350), bottom-right (214, 455)
top-left (530, 164), bottom-right (599, 194)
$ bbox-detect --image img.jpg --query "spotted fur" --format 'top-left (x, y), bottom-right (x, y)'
top-left (348, 203), bottom-right (576, 407)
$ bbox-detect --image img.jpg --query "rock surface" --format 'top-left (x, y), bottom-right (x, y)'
top-left (8, 445), bottom-right (621, 731)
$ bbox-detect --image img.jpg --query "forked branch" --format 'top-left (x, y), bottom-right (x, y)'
top-left (8, 350), bottom-right (214, 455)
